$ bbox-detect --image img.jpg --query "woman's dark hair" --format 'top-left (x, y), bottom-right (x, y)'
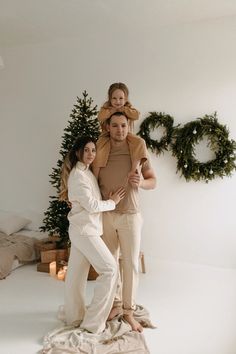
top-left (59, 136), bottom-right (96, 201)
top-left (68, 136), bottom-right (96, 169)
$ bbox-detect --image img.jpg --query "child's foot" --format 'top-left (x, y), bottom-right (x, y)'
top-left (123, 313), bottom-right (143, 332)
top-left (107, 307), bottom-right (122, 321)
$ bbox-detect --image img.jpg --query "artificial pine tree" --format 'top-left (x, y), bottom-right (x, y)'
top-left (40, 91), bottom-right (100, 245)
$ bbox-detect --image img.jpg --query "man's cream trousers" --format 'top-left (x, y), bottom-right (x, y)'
top-left (102, 212), bottom-right (143, 315)
top-left (64, 225), bottom-right (118, 333)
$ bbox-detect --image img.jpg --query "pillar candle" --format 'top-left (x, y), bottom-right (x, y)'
top-left (49, 261), bottom-right (57, 277)
top-left (57, 269), bottom-right (65, 281)
top-left (63, 266), bottom-right (68, 281)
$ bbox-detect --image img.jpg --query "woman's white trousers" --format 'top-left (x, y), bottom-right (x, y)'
top-left (64, 225), bottom-right (118, 333)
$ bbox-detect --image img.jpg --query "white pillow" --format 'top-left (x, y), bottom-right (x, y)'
top-left (21, 210), bottom-right (43, 231)
top-left (0, 211), bottom-right (31, 235)
top-left (14, 229), bottom-right (48, 240)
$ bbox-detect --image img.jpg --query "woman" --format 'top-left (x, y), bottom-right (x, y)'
top-left (59, 136), bottom-right (125, 334)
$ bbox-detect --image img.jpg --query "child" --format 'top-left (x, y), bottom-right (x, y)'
top-left (93, 82), bottom-right (148, 179)
top-left (59, 136), bottom-right (125, 334)
top-left (98, 82), bottom-right (140, 133)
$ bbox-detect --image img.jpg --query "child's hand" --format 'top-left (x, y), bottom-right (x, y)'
top-left (111, 106), bottom-right (124, 112)
top-left (109, 107), bottom-right (118, 115)
top-left (109, 187), bottom-right (126, 205)
top-left (115, 106), bottom-right (124, 112)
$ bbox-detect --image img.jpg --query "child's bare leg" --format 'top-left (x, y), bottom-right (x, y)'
top-left (92, 166), bottom-right (100, 179)
top-left (130, 159), bottom-right (140, 174)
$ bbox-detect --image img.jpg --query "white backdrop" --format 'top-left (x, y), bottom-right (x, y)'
top-left (0, 14), bottom-right (235, 268)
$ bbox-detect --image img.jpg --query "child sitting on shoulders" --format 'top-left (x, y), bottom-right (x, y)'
top-left (93, 82), bottom-right (148, 179)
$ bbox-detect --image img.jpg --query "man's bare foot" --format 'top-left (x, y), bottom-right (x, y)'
top-left (123, 314), bottom-right (143, 332)
top-left (107, 307), bottom-right (122, 321)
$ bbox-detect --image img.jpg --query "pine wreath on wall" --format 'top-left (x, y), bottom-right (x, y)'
top-left (137, 112), bottom-right (175, 155)
top-left (171, 112), bottom-right (236, 182)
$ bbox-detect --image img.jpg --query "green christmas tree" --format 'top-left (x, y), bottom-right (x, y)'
top-left (40, 91), bottom-right (100, 245)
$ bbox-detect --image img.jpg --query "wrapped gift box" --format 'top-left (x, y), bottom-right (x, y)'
top-left (40, 249), bottom-right (68, 263)
top-left (34, 237), bottom-right (58, 259)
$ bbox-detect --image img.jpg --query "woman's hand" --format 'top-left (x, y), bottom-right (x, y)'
top-left (109, 187), bottom-right (126, 205)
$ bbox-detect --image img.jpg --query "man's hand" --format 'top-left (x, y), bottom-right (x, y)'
top-left (128, 167), bottom-right (156, 190)
top-left (128, 170), bottom-right (141, 189)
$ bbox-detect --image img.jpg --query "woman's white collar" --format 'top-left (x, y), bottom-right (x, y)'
top-left (76, 161), bottom-right (89, 171)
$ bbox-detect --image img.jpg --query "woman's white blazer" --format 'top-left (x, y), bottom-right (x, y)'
top-left (67, 161), bottom-right (115, 236)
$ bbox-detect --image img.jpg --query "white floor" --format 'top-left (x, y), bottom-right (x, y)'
top-left (0, 259), bottom-right (236, 354)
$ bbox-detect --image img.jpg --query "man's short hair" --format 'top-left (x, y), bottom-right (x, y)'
top-left (106, 111), bottom-right (128, 125)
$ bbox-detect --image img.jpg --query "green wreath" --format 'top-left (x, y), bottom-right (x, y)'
top-left (171, 112), bottom-right (236, 182)
top-left (137, 112), bottom-right (174, 155)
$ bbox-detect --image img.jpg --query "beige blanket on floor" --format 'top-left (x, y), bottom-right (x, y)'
top-left (0, 232), bottom-right (36, 279)
top-left (42, 305), bottom-right (155, 354)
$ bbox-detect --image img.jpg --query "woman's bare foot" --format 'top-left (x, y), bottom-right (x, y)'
top-left (123, 314), bottom-right (143, 332)
top-left (107, 307), bottom-right (122, 321)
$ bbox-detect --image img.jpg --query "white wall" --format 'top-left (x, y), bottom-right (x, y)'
top-left (0, 16), bottom-right (235, 268)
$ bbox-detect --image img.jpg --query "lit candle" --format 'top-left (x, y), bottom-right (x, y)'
top-left (57, 269), bottom-right (65, 281)
top-left (63, 266), bottom-right (68, 281)
top-left (49, 261), bottom-right (57, 277)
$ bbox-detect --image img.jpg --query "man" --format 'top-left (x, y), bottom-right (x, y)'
top-left (96, 112), bottom-right (156, 332)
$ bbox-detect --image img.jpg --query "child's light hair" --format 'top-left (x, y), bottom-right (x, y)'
top-left (103, 82), bottom-right (132, 108)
